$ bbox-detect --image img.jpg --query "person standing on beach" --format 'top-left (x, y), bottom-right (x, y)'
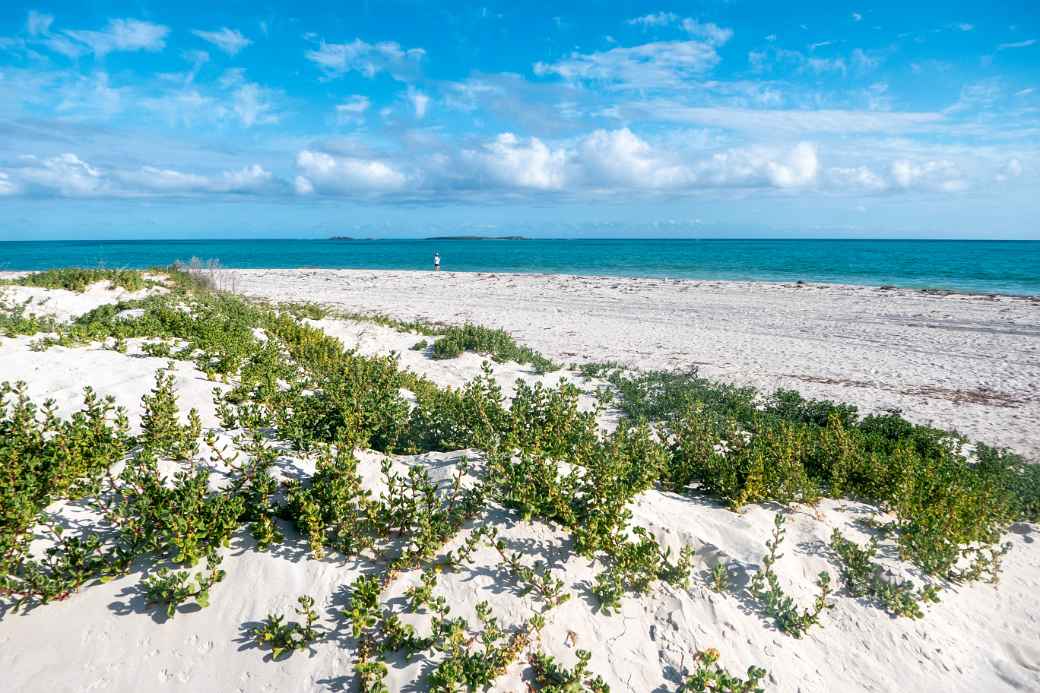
top-left (434, 252), bottom-right (441, 271)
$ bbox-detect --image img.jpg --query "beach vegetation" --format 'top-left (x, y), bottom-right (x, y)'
top-left (0, 292), bottom-right (58, 337)
top-left (1, 266), bottom-right (1035, 689)
top-left (431, 323), bottom-right (561, 373)
top-left (253, 595), bottom-right (323, 660)
top-left (141, 559), bottom-right (225, 618)
top-left (6, 268), bottom-right (150, 292)
top-left (749, 513), bottom-right (832, 638)
top-left (829, 530), bottom-right (939, 619)
top-left (680, 648), bottom-right (766, 693)
top-left (530, 649), bottom-right (611, 692)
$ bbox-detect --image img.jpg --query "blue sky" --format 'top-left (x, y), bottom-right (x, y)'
top-left (0, 1), bottom-right (1037, 239)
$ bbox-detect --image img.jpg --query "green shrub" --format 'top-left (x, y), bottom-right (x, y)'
top-left (11, 268), bottom-right (148, 292)
top-left (829, 530), bottom-right (939, 619)
top-left (431, 323), bottom-right (559, 372)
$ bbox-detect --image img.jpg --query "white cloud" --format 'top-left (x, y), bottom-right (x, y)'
top-left (996, 158), bottom-right (1024, 181)
top-left (680, 19), bottom-right (733, 46)
top-left (766, 142), bottom-right (819, 187)
top-left (625, 13), bottom-right (732, 46)
top-left (16, 153), bottom-right (108, 196)
top-left (997, 39), bottom-right (1037, 51)
top-left (0, 171), bottom-right (18, 195)
top-left (56, 72), bottom-right (124, 118)
top-left (232, 83), bottom-right (278, 127)
top-left (851, 48), bottom-right (881, 72)
top-left (577, 128), bottom-right (691, 188)
top-left (192, 27), bottom-right (252, 56)
top-left (464, 133), bottom-right (569, 190)
top-left (891, 159), bottom-right (966, 191)
top-left (305, 39), bottom-right (425, 80)
top-left (852, 12), bottom-right (863, 22)
top-left (609, 103), bottom-right (943, 134)
top-left (295, 149), bottom-right (409, 193)
top-left (62, 19), bottom-right (169, 57)
top-left (828, 165), bottom-right (887, 191)
top-left (627, 13), bottom-right (678, 28)
top-left (26, 10), bottom-right (54, 36)
top-left (408, 87), bottom-right (430, 118)
top-left (8, 154), bottom-right (279, 197)
top-left (336, 95), bottom-right (370, 123)
top-left (957, 23), bottom-right (974, 32)
top-left (534, 41), bottom-right (720, 89)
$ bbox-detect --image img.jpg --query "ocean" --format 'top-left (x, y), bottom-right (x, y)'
top-left (1, 238), bottom-right (1038, 295)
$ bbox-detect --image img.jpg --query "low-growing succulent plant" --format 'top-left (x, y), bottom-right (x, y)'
top-left (253, 595), bottom-right (322, 660)
top-left (749, 513), bottom-right (832, 638)
top-left (680, 648), bottom-right (766, 693)
top-left (141, 559), bottom-right (225, 618)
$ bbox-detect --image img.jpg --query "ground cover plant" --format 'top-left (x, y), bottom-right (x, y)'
top-left (2, 267), bottom-right (150, 293)
top-left (0, 265), bottom-right (1035, 690)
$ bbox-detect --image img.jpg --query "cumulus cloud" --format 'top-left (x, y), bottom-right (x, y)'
top-left (577, 128), bottom-right (691, 188)
top-left (463, 133), bottom-right (570, 190)
top-left (62, 19), bottom-right (169, 57)
top-left (17, 153), bottom-right (108, 196)
top-left (534, 41), bottom-right (720, 89)
top-left (890, 159), bottom-right (966, 191)
top-left (827, 165), bottom-right (888, 191)
top-left (291, 130), bottom-right (831, 198)
top-left (305, 39), bottom-right (425, 80)
top-left (691, 142), bottom-right (819, 189)
top-left (192, 27), bottom-right (252, 56)
top-left (295, 150), bottom-right (410, 193)
top-left (3, 153), bottom-right (278, 197)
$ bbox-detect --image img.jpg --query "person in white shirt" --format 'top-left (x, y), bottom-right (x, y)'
top-left (434, 252), bottom-right (441, 271)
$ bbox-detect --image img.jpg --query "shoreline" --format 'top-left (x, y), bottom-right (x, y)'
top-left (6, 269), bottom-right (1040, 300)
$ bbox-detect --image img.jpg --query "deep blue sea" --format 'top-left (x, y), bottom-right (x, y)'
top-left (1, 239), bottom-right (1038, 295)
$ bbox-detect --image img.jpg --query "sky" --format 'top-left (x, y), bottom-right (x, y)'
top-left (0, 1), bottom-right (1037, 240)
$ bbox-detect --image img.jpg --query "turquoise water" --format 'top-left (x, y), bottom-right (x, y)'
top-left (1, 239), bottom-right (1038, 295)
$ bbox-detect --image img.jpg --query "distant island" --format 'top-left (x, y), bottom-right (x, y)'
top-left (329, 236), bottom-right (355, 240)
top-left (425, 235), bottom-right (529, 240)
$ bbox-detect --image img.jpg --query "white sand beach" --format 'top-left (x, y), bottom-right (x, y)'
top-left (1, 272), bottom-right (1038, 692)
